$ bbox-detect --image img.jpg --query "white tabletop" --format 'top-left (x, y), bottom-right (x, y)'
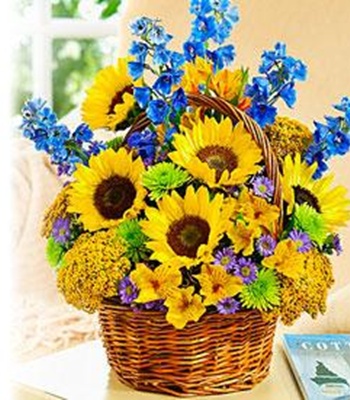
top-left (13, 339), bottom-right (302, 400)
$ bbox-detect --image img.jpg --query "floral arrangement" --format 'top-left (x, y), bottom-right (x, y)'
top-left (21, 0), bottom-right (350, 331)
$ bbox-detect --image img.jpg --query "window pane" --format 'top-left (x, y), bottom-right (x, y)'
top-left (15, 0), bottom-right (33, 18)
top-left (13, 36), bottom-right (32, 116)
top-left (52, 0), bottom-right (120, 21)
top-left (53, 38), bottom-right (117, 119)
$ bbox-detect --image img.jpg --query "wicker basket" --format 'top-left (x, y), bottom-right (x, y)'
top-left (99, 301), bottom-right (277, 397)
top-left (99, 94), bottom-right (282, 396)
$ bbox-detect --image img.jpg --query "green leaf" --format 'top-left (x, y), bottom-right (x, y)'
top-left (106, 136), bottom-right (124, 151)
top-left (46, 237), bottom-right (66, 270)
top-left (99, 0), bottom-right (122, 19)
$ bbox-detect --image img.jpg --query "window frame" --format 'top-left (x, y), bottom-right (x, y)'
top-left (19, 0), bottom-right (121, 106)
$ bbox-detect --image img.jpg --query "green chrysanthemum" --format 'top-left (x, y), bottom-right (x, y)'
top-left (46, 237), bottom-right (66, 269)
top-left (116, 219), bottom-right (149, 262)
top-left (294, 204), bottom-right (327, 246)
top-left (240, 269), bottom-right (280, 311)
top-left (142, 162), bottom-right (190, 200)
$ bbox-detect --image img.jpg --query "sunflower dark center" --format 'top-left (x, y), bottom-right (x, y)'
top-left (108, 85), bottom-right (133, 115)
top-left (293, 185), bottom-right (321, 213)
top-left (197, 145), bottom-right (238, 181)
top-left (167, 216), bottom-right (210, 258)
top-left (93, 175), bottom-right (136, 220)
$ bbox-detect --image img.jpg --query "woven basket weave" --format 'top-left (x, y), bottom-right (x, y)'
top-left (99, 94), bottom-right (282, 396)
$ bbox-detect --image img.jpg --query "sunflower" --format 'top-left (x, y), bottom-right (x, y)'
top-left (169, 117), bottom-right (262, 188)
top-left (68, 148), bottom-right (146, 231)
top-left (82, 58), bottom-right (139, 130)
top-left (282, 154), bottom-right (350, 230)
top-left (141, 185), bottom-right (231, 267)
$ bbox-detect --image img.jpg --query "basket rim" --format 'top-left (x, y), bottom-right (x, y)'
top-left (100, 297), bottom-right (278, 323)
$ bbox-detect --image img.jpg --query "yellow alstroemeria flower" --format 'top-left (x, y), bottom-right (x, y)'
top-left (262, 239), bottom-right (305, 280)
top-left (130, 263), bottom-right (182, 304)
top-left (228, 220), bottom-right (261, 256)
top-left (165, 287), bottom-right (206, 329)
top-left (197, 265), bottom-right (243, 306)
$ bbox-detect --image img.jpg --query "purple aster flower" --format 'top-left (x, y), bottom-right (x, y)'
top-left (252, 176), bottom-right (274, 200)
top-left (118, 277), bottom-right (138, 305)
top-left (332, 234), bottom-right (343, 256)
top-left (256, 234), bottom-right (277, 257)
top-left (213, 247), bottom-right (239, 273)
top-left (52, 217), bottom-right (71, 244)
top-left (217, 297), bottom-right (240, 315)
top-left (234, 258), bottom-right (258, 284)
top-left (289, 229), bottom-right (312, 253)
top-left (144, 300), bottom-right (166, 311)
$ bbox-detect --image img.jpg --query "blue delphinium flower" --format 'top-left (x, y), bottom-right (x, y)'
top-left (128, 61), bottom-right (145, 80)
top-left (183, 41), bottom-right (206, 61)
top-left (171, 88), bottom-right (188, 112)
top-left (190, 0), bottom-right (213, 15)
top-left (149, 25), bottom-right (172, 45)
top-left (153, 44), bottom-right (171, 66)
top-left (192, 15), bottom-right (217, 42)
top-left (246, 42), bottom-right (307, 127)
top-left (184, 0), bottom-right (239, 69)
top-left (21, 98), bottom-right (103, 176)
top-left (304, 97), bottom-right (350, 177)
top-left (146, 99), bottom-right (170, 125)
top-left (129, 41), bottom-right (149, 63)
top-left (153, 73), bottom-right (174, 96)
top-left (127, 128), bottom-right (158, 165)
top-left (134, 87), bottom-right (151, 109)
top-left (130, 17), bottom-right (152, 36)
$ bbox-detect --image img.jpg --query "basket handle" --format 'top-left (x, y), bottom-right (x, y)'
top-left (125, 93), bottom-right (283, 231)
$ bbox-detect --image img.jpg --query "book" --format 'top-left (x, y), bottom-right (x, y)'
top-left (283, 334), bottom-right (350, 400)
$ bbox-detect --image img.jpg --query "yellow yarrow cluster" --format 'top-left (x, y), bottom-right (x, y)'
top-left (279, 249), bottom-right (334, 325)
top-left (41, 185), bottom-right (71, 238)
top-left (264, 116), bottom-right (313, 164)
top-left (57, 229), bottom-right (130, 313)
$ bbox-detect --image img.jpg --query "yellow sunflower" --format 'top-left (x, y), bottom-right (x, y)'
top-left (169, 117), bottom-right (262, 188)
top-left (282, 154), bottom-right (350, 230)
top-left (82, 58), bottom-right (139, 130)
top-left (68, 148), bottom-right (146, 231)
top-left (141, 185), bottom-right (231, 267)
